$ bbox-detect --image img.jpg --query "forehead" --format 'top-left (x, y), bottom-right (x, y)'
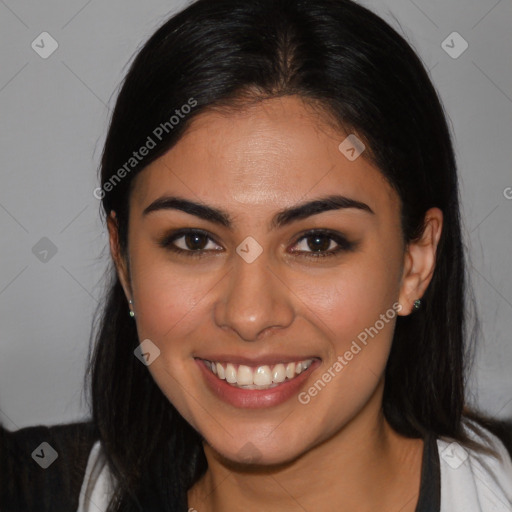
top-left (131, 96), bottom-right (397, 216)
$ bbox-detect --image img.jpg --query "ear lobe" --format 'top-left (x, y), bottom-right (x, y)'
top-left (107, 211), bottom-right (132, 301)
top-left (398, 207), bottom-right (443, 315)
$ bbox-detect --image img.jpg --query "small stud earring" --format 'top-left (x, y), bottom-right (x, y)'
top-left (128, 299), bottom-right (135, 318)
top-left (413, 299), bottom-right (422, 310)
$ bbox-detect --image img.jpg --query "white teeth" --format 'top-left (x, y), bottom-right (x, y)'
top-left (237, 365), bottom-right (253, 386)
top-left (272, 363), bottom-right (286, 383)
top-left (205, 359), bottom-right (314, 388)
top-left (253, 365), bottom-right (272, 386)
top-left (225, 363), bottom-right (237, 383)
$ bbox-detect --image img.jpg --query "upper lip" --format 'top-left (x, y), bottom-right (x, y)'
top-left (195, 355), bottom-right (321, 366)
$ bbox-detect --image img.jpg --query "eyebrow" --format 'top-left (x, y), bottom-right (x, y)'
top-left (142, 194), bottom-right (374, 230)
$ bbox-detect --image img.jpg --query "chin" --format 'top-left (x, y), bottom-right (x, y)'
top-left (205, 432), bottom-right (311, 468)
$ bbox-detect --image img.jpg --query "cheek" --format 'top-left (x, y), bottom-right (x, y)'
top-left (129, 244), bottom-right (215, 340)
top-left (128, 252), bottom-right (206, 419)
top-left (294, 251), bottom-right (402, 347)
top-left (294, 271), bottom-right (400, 430)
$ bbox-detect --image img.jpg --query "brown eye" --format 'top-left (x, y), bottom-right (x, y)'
top-left (290, 230), bottom-right (355, 258)
top-left (159, 229), bottom-right (223, 257)
top-left (303, 234), bottom-right (335, 252)
top-left (180, 232), bottom-right (209, 251)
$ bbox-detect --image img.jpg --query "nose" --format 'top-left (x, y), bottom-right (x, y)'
top-left (213, 248), bottom-right (295, 342)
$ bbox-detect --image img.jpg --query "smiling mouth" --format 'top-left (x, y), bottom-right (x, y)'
top-left (200, 359), bottom-right (315, 390)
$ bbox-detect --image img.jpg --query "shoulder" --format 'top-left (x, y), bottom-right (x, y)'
top-left (0, 421), bottom-right (99, 512)
top-left (436, 416), bottom-right (512, 511)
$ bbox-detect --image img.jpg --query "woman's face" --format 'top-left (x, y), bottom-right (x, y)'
top-left (112, 95), bottom-right (428, 465)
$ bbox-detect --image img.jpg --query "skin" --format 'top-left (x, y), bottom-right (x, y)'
top-left (108, 95), bottom-right (443, 512)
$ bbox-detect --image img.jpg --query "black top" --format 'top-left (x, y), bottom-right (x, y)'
top-left (0, 421), bottom-right (99, 512)
top-left (415, 432), bottom-right (441, 512)
top-left (2, 419), bottom-right (511, 512)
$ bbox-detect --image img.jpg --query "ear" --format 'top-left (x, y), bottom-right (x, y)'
top-left (397, 207), bottom-right (443, 316)
top-left (107, 211), bottom-right (132, 302)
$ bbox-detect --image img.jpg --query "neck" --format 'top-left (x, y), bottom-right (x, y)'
top-left (188, 381), bottom-right (424, 512)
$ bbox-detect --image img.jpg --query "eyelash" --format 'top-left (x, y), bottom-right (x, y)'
top-left (158, 228), bottom-right (355, 259)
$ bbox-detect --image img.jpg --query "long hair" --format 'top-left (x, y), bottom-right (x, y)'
top-left (86, 0), bottom-right (507, 510)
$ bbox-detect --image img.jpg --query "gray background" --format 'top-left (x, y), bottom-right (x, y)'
top-left (0, 0), bottom-right (511, 430)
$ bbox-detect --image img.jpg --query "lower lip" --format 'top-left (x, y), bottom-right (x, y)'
top-left (195, 358), bottom-right (320, 409)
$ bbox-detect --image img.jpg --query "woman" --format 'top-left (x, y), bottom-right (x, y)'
top-left (71, 0), bottom-right (512, 510)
